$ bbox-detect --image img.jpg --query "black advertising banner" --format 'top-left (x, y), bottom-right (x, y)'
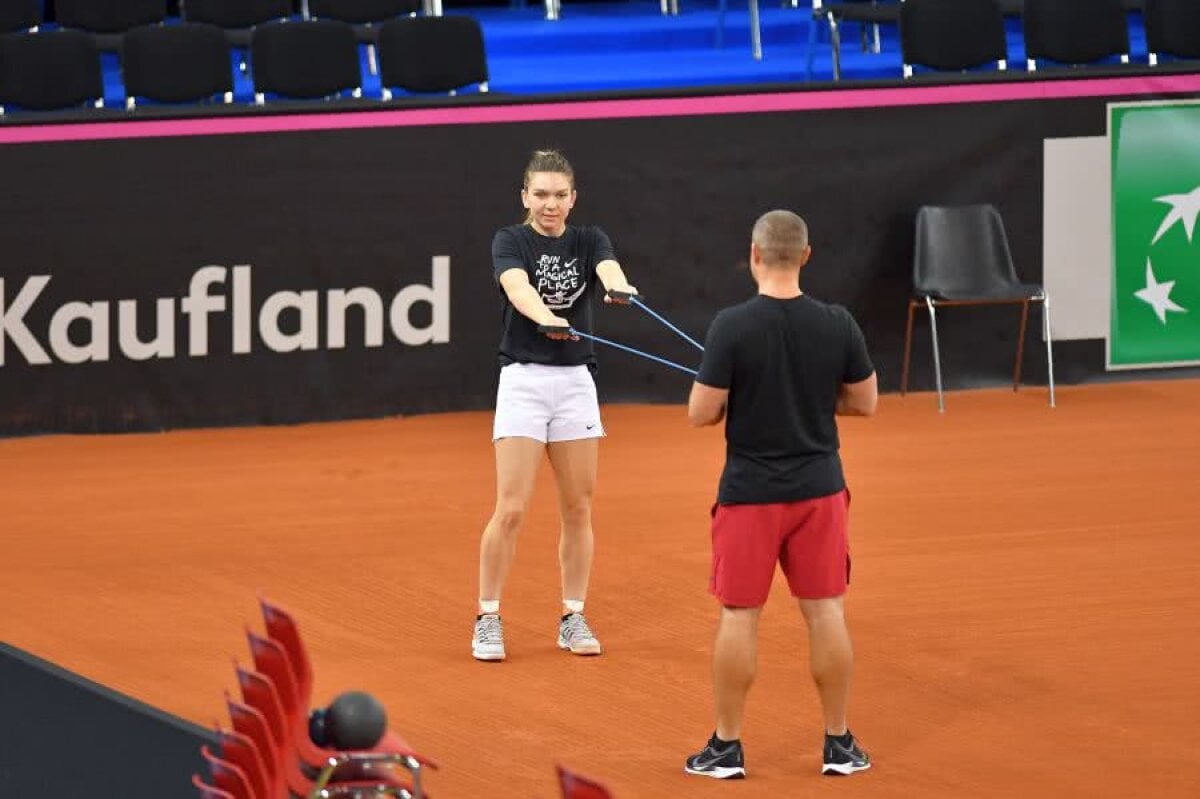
top-left (3, 76), bottom-right (1199, 436)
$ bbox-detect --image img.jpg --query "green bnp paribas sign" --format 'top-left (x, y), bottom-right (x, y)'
top-left (1109, 101), bottom-right (1200, 369)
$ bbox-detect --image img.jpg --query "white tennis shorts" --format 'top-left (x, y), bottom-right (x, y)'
top-left (493, 363), bottom-right (605, 443)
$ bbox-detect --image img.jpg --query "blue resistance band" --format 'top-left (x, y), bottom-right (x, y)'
top-left (629, 296), bottom-right (705, 352)
top-left (569, 329), bottom-right (698, 377)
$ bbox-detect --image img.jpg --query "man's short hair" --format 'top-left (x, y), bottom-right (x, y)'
top-left (752, 210), bottom-right (810, 267)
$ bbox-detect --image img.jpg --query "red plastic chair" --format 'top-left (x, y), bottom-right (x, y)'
top-left (235, 665), bottom-right (420, 798)
top-left (192, 773), bottom-right (235, 799)
top-left (258, 597), bottom-right (314, 706)
top-left (252, 604), bottom-right (436, 767)
top-left (556, 765), bottom-right (614, 799)
top-left (225, 696), bottom-right (288, 799)
top-left (200, 745), bottom-right (256, 799)
top-left (215, 727), bottom-right (272, 799)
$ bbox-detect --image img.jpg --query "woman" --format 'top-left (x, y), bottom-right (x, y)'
top-left (473, 149), bottom-right (637, 662)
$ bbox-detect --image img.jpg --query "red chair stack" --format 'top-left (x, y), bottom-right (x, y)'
top-left (191, 595), bottom-right (437, 799)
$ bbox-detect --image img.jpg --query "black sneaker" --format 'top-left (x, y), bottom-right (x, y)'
top-left (822, 731), bottom-right (870, 775)
top-left (684, 733), bottom-right (746, 779)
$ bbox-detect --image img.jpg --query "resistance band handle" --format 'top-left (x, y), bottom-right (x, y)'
top-left (606, 289), bottom-right (637, 303)
top-left (537, 324), bottom-right (574, 336)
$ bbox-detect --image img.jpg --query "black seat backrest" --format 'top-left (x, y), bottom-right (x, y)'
top-left (251, 19), bottom-right (362, 99)
top-left (900, 0), bottom-right (1007, 71)
top-left (378, 15), bottom-right (488, 93)
top-left (0, 0), bottom-right (42, 34)
top-left (122, 22), bottom-right (232, 103)
top-left (0, 29), bottom-right (103, 111)
top-left (183, 0), bottom-right (295, 30)
top-left (1144, 0), bottom-right (1200, 60)
top-left (1023, 0), bottom-right (1129, 65)
top-left (55, 0), bottom-right (168, 34)
top-left (308, 0), bottom-right (420, 24)
top-left (913, 205), bottom-right (1022, 299)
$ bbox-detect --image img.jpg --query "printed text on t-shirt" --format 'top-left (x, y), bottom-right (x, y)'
top-left (535, 255), bottom-right (585, 310)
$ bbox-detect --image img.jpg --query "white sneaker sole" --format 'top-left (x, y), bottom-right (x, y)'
top-left (822, 761), bottom-right (870, 775)
top-left (472, 647), bottom-right (506, 662)
top-left (557, 637), bottom-right (601, 655)
top-left (684, 765), bottom-right (746, 779)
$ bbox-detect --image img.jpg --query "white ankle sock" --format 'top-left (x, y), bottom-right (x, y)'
top-left (479, 600), bottom-right (500, 615)
top-left (563, 599), bottom-right (584, 614)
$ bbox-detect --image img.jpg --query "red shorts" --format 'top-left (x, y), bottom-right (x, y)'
top-left (709, 490), bottom-right (851, 607)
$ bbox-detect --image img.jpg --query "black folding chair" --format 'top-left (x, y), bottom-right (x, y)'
top-left (1023, 0), bottom-right (1130, 70)
top-left (901, 205), bottom-right (1055, 412)
top-left (250, 18), bottom-right (363, 103)
top-left (377, 16), bottom-right (488, 97)
top-left (900, 0), bottom-right (1008, 78)
top-left (121, 22), bottom-right (232, 108)
top-left (0, 29), bottom-right (104, 114)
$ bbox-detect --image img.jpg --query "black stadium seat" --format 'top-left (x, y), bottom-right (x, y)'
top-left (121, 22), bottom-right (233, 108)
top-left (900, 0), bottom-right (1007, 78)
top-left (250, 18), bottom-right (362, 102)
top-left (1023, 0), bottom-right (1130, 69)
top-left (0, 0), bottom-right (41, 33)
top-left (378, 15), bottom-right (488, 97)
top-left (0, 29), bottom-right (104, 113)
top-left (1144, 0), bottom-right (1200, 64)
top-left (183, 0), bottom-right (295, 48)
top-left (55, 0), bottom-right (168, 50)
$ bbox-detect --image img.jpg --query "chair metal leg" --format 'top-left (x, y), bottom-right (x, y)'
top-left (901, 299), bottom-right (916, 395)
top-left (926, 297), bottom-right (945, 413)
top-left (1042, 293), bottom-right (1056, 408)
top-left (829, 16), bottom-right (842, 80)
top-left (749, 0), bottom-right (763, 60)
top-left (1013, 299), bottom-right (1029, 391)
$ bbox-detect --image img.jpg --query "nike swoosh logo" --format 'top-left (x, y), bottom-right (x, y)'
top-left (586, 424), bottom-right (595, 430)
top-left (691, 751), bottom-right (733, 769)
top-left (565, 258), bottom-right (578, 268)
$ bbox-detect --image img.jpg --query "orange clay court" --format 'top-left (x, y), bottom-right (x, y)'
top-left (3, 380), bottom-right (1200, 798)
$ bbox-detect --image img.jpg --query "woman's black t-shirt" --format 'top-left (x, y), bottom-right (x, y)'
top-left (491, 223), bottom-right (615, 368)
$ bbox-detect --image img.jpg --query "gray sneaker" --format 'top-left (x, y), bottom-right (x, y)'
top-left (472, 613), bottom-right (506, 661)
top-left (558, 612), bottom-right (602, 655)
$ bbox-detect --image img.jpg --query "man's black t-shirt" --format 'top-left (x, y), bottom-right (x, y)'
top-left (696, 294), bottom-right (874, 505)
top-left (492, 223), bottom-right (615, 368)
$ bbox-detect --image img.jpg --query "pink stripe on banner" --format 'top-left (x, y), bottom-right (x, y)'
top-left (3, 73), bottom-right (1200, 146)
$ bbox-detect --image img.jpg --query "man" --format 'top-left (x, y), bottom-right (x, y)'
top-left (684, 210), bottom-right (877, 780)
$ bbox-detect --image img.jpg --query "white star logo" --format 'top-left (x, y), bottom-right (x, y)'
top-left (1151, 185), bottom-right (1200, 244)
top-left (1133, 258), bottom-right (1187, 324)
